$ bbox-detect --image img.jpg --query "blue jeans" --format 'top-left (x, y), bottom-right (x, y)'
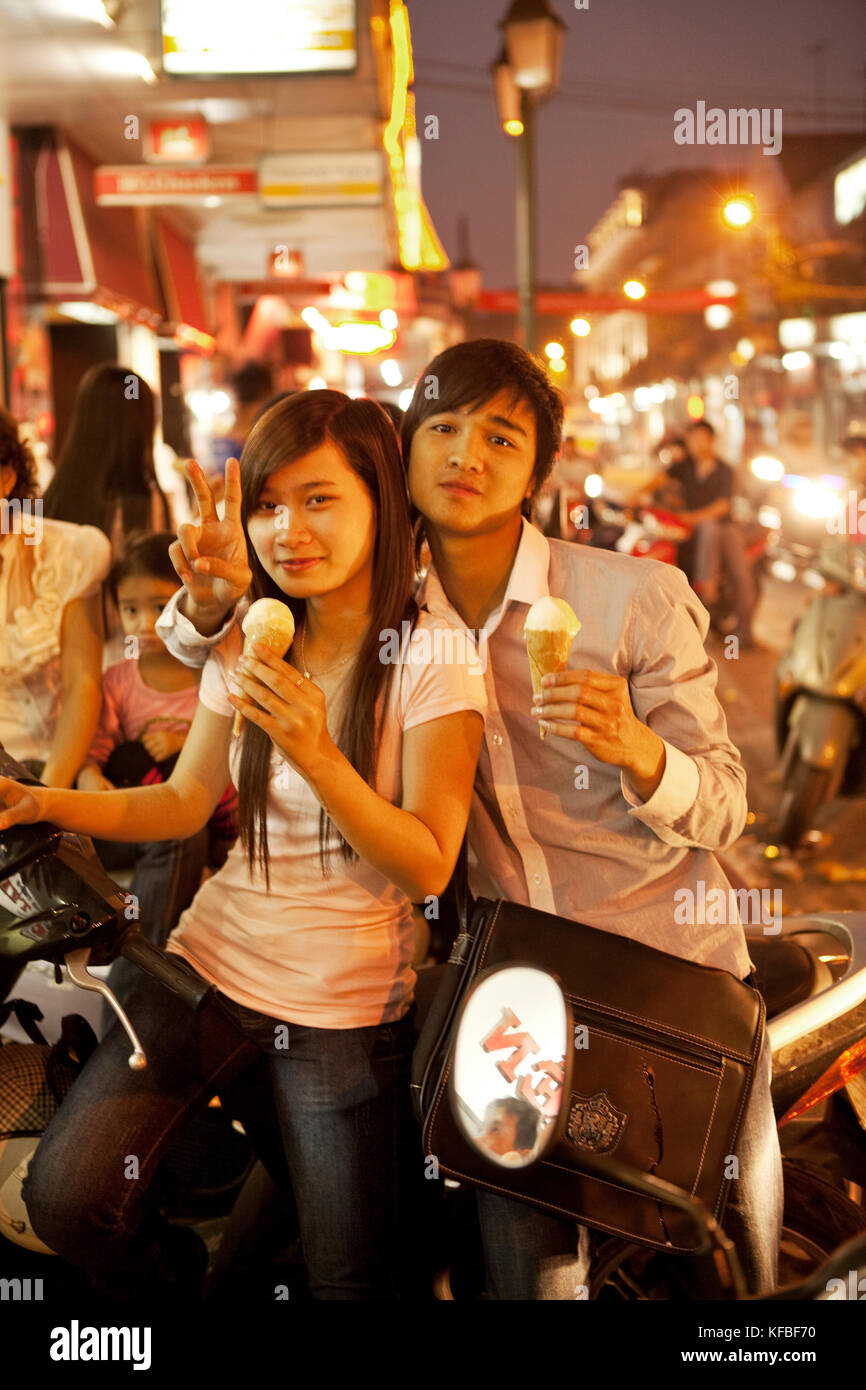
top-left (476, 1028), bottom-right (782, 1299)
top-left (24, 957), bottom-right (418, 1301)
top-left (93, 832), bottom-right (210, 1036)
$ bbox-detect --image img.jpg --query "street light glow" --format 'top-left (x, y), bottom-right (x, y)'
top-left (722, 197), bottom-right (755, 229)
top-left (781, 350), bottom-right (812, 371)
top-left (686, 394), bottom-right (705, 419)
top-left (504, 119), bottom-right (524, 136)
top-left (544, 341), bottom-right (565, 359)
top-left (549, 358), bottom-right (567, 374)
top-left (623, 280), bottom-right (646, 300)
top-left (570, 317), bottom-right (591, 337)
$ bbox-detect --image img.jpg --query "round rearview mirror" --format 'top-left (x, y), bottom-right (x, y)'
top-left (450, 965), bottom-right (571, 1170)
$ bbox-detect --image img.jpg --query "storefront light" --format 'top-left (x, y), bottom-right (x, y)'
top-left (379, 309), bottom-right (399, 331)
top-left (56, 301), bottom-right (119, 325)
top-left (705, 304), bottom-right (732, 330)
top-left (331, 322), bottom-right (396, 354)
top-left (380, 359), bottom-right (402, 386)
top-left (781, 350), bottom-right (812, 371)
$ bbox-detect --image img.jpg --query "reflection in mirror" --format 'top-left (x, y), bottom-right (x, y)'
top-left (451, 965), bottom-right (569, 1169)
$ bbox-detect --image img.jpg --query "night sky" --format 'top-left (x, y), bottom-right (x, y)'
top-left (407, 0), bottom-right (866, 286)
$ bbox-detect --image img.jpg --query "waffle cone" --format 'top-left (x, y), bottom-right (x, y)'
top-left (526, 630), bottom-right (576, 739)
top-left (232, 626), bottom-right (295, 737)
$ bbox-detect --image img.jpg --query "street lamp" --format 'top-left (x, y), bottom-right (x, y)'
top-left (493, 0), bottom-right (566, 352)
top-left (722, 196), bottom-right (755, 229)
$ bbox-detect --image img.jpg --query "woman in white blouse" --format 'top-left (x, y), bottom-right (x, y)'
top-left (0, 407), bottom-right (109, 787)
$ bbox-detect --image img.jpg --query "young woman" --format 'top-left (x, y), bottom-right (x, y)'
top-left (0, 390), bottom-right (486, 1300)
top-left (0, 405), bottom-right (108, 787)
top-left (43, 364), bottom-right (172, 550)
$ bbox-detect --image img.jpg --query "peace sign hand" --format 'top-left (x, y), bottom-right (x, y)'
top-left (169, 458), bottom-right (253, 621)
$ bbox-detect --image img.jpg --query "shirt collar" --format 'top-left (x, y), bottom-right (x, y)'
top-left (417, 518), bottom-right (551, 635)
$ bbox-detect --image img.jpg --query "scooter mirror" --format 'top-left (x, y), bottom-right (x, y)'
top-left (449, 965), bottom-right (572, 1170)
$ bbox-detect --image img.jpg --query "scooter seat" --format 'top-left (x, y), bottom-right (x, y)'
top-left (744, 937), bottom-right (817, 1019)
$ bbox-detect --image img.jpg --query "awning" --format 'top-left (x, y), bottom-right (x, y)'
top-left (152, 215), bottom-right (209, 335)
top-left (18, 130), bottom-right (164, 326)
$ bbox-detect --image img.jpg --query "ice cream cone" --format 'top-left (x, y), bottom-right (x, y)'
top-left (523, 598), bottom-right (580, 740)
top-left (232, 599), bottom-right (295, 737)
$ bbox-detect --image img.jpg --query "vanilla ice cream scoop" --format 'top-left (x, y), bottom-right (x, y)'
top-left (232, 598), bottom-right (296, 737)
top-left (523, 597), bottom-right (581, 740)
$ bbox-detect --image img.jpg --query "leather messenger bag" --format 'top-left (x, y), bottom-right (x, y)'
top-left (412, 875), bottom-right (766, 1253)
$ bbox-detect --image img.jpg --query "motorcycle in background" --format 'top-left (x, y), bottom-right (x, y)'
top-left (770, 542), bottom-right (866, 848)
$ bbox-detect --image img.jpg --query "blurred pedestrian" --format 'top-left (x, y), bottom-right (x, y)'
top-left (42, 364), bottom-right (172, 552)
top-left (0, 406), bottom-right (109, 786)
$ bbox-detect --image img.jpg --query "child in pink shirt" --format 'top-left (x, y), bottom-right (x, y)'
top-left (77, 533), bottom-right (235, 1028)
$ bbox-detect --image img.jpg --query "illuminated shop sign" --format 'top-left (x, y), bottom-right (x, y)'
top-left (161, 0), bottom-right (357, 76)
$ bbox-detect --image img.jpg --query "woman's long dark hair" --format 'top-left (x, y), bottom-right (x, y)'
top-left (237, 390), bottom-right (417, 885)
top-left (43, 364), bottom-right (170, 537)
top-left (0, 407), bottom-right (37, 502)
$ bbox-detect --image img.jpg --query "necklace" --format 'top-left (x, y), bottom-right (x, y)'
top-left (298, 623), bottom-right (360, 681)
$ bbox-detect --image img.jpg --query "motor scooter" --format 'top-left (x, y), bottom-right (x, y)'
top-left (4, 749), bottom-right (866, 1302)
top-left (0, 746), bottom-right (297, 1286)
top-left (771, 543), bottom-right (866, 847)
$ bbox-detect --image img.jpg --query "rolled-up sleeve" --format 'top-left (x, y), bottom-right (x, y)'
top-left (155, 589), bottom-right (242, 669)
top-left (620, 560), bottom-right (747, 850)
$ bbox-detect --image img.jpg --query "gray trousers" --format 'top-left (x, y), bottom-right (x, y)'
top-left (692, 519), bottom-right (757, 636)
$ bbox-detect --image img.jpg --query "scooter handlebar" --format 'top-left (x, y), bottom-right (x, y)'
top-left (118, 933), bottom-right (212, 1011)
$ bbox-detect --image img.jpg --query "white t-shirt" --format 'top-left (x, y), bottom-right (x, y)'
top-left (166, 610), bottom-right (487, 1027)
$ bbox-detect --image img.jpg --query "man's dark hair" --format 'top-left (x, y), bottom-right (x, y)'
top-left (231, 361), bottom-right (274, 406)
top-left (377, 399), bottom-right (405, 433)
top-left (108, 531), bottom-right (178, 604)
top-left (686, 419), bottom-right (715, 437)
top-left (401, 339), bottom-right (564, 520)
top-left (491, 1097), bottom-right (540, 1151)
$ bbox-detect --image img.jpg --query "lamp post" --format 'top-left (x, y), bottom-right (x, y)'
top-left (493, 0), bottom-right (565, 353)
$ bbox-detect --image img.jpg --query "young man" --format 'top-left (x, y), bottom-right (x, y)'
top-left (157, 341), bottom-right (782, 1301)
top-left (644, 419), bottom-right (757, 644)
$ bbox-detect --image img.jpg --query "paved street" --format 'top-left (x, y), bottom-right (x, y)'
top-left (705, 575), bottom-right (866, 918)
